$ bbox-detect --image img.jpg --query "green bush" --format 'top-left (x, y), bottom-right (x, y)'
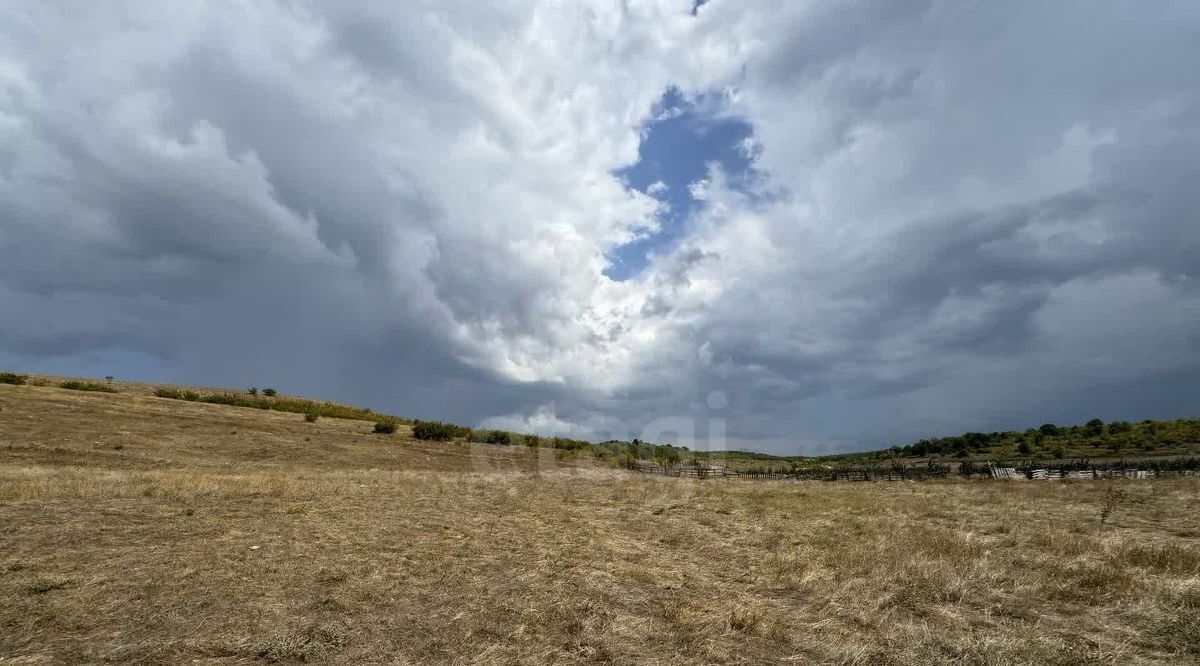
top-left (654, 444), bottom-right (682, 464)
top-left (59, 380), bottom-right (117, 393)
top-left (487, 430), bottom-right (511, 445)
top-left (552, 436), bottom-right (591, 452)
top-left (412, 420), bottom-right (469, 441)
top-left (373, 420), bottom-right (397, 434)
top-left (469, 429), bottom-right (512, 445)
top-left (248, 387), bottom-right (258, 396)
top-left (0, 372), bottom-right (29, 385)
top-left (271, 398), bottom-right (376, 421)
top-left (155, 387), bottom-right (202, 401)
top-left (0, 369), bottom-right (28, 386)
top-left (304, 412), bottom-right (320, 423)
top-left (262, 388), bottom-right (277, 397)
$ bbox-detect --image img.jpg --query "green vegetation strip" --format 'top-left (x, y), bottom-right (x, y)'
top-left (152, 388), bottom-right (398, 423)
top-left (59, 380), bottom-right (118, 393)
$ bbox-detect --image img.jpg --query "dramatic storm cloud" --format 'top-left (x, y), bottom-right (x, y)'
top-left (2, 1), bottom-right (1198, 453)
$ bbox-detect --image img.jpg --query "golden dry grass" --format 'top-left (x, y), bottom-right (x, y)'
top-left (1, 381), bottom-right (1199, 664)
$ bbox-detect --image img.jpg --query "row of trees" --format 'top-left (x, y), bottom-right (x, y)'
top-left (883, 417), bottom-right (1192, 459)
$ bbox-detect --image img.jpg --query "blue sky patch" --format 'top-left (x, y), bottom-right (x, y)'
top-left (605, 88), bottom-right (757, 281)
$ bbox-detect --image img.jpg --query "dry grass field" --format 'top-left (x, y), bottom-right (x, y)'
top-left (2, 380), bottom-right (1199, 664)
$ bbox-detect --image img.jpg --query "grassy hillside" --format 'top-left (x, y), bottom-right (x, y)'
top-left (2, 375), bottom-right (1199, 663)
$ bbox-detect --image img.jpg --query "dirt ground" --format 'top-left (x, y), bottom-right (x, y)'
top-left (1, 382), bottom-right (1198, 664)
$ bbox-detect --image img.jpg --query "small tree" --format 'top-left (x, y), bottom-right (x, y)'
top-left (248, 387), bottom-right (258, 396)
top-left (262, 388), bottom-right (277, 397)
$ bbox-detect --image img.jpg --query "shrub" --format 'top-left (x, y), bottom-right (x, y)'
top-left (373, 420), bottom-right (397, 434)
top-left (204, 393), bottom-right (269, 409)
top-left (153, 387), bottom-right (183, 399)
top-left (248, 387), bottom-right (258, 396)
top-left (0, 372), bottom-right (29, 386)
top-left (304, 412), bottom-right (320, 423)
top-left (552, 437), bottom-right (591, 452)
top-left (470, 429), bottom-right (512, 445)
top-left (59, 380), bottom-right (117, 393)
top-left (655, 444), bottom-right (682, 464)
top-left (262, 388), bottom-right (277, 397)
top-left (412, 420), bottom-right (469, 441)
top-left (487, 430), bottom-right (511, 445)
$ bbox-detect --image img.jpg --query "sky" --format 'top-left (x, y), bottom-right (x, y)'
top-left (2, 1), bottom-right (1198, 455)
